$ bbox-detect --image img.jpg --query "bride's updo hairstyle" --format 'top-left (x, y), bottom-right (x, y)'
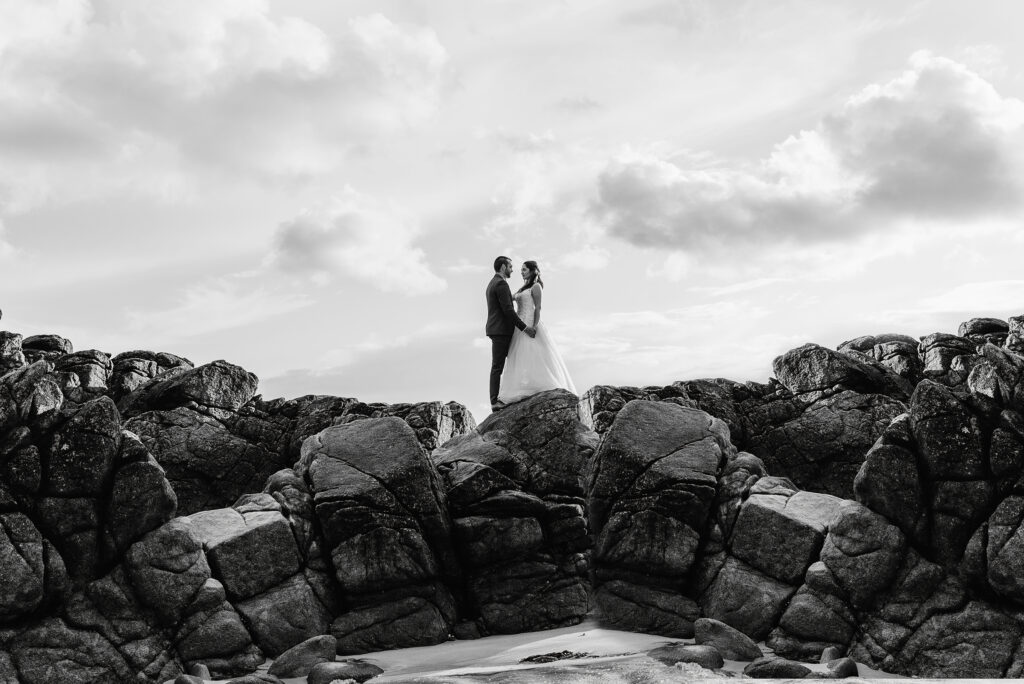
top-left (516, 260), bottom-right (544, 293)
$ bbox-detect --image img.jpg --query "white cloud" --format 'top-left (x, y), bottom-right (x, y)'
top-left (446, 259), bottom-right (489, 275)
top-left (592, 52), bottom-right (1024, 255)
top-left (0, 3), bottom-right (449, 212)
top-left (917, 280), bottom-right (1024, 315)
top-left (124, 274), bottom-right (313, 341)
top-left (556, 244), bottom-right (611, 270)
top-left (269, 187), bottom-right (447, 294)
top-left (0, 219), bottom-right (14, 260)
top-left (552, 301), bottom-right (788, 386)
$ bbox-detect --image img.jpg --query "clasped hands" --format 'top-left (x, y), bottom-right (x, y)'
top-left (524, 326), bottom-right (537, 338)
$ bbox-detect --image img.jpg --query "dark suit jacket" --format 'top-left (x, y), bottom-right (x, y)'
top-left (485, 274), bottom-right (527, 336)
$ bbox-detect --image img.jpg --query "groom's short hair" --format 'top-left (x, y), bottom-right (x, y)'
top-left (493, 256), bottom-right (512, 272)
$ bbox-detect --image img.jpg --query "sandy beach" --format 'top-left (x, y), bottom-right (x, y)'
top-left (230, 618), bottom-right (908, 683)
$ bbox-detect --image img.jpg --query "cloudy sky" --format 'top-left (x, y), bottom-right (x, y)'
top-left (2, 0), bottom-right (1023, 421)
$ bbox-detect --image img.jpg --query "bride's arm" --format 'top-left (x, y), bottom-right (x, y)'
top-left (531, 283), bottom-right (542, 327)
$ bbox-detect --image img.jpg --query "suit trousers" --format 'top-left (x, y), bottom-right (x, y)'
top-left (488, 334), bottom-right (513, 404)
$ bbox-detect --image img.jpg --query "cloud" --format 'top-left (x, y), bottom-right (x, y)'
top-left (124, 274), bottom-right (314, 341)
top-left (553, 96), bottom-right (603, 113)
top-left (0, 3), bottom-right (450, 211)
top-left (592, 52), bottom-right (1024, 254)
top-left (0, 219), bottom-right (14, 260)
top-left (556, 244), bottom-right (611, 270)
top-left (917, 280), bottom-right (1024, 315)
top-left (552, 301), bottom-right (787, 386)
top-left (269, 187), bottom-right (447, 294)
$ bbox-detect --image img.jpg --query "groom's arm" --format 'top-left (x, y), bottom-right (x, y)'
top-left (497, 281), bottom-right (527, 331)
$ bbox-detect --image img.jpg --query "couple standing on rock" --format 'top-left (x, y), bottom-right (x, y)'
top-left (485, 255), bottom-right (576, 412)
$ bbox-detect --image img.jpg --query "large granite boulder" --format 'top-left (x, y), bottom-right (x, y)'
top-left (21, 334), bottom-right (73, 364)
top-left (0, 331), bottom-right (27, 375)
top-left (773, 343), bottom-right (913, 401)
top-left (119, 360), bottom-right (258, 419)
top-left (298, 416), bottom-right (458, 653)
top-left (434, 389), bottom-right (593, 635)
top-left (109, 351), bottom-right (193, 405)
top-left (126, 406), bottom-right (281, 516)
top-left (959, 317), bottom-right (1009, 346)
top-left (919, 332), bottom-right (977, 386)
top-left (743, 389), bottom-right (905, 499)
top-left (588, 400), bottom-right (729, 636)
top-left (1006, 315), bottom-right (1024, 354)
top-left (187, 498), bottom-right (330, 657)
top-left (838, 333), bottom-right (922, 385)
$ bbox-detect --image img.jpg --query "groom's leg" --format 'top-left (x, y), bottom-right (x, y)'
top-left (489, 334), bottom-right (512, 403)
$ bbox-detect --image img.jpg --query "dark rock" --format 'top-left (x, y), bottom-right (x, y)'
top-left (119, 359), bottom-right (258, 418)
top-left (54, 350), bottom-right (112, 397)
top-left (730, 489), bottom-right (842, 584)
top-left (1006, 315), bottom-right (1024, 354)
top-left (125, 519), bottom-right (212, 625)
top-left (897, 600), bottom-right (1021, 677)
top-left (173, 578), bottom-right (259, 676)
top-left (301, 416), bottom-right (457, 651)
top-left (267, 634), bottom-right (336, 678)
top-left (970, 496), bottom-right (1024, 602)
top-left (647, 643), bottom-right (724, 669)
top-left (744, 390), bottom-right (905, 499)
top-left (0, 512), bottom-right (46, 621)
top-left (820, 645), bottom-right (844, 662)
top-left (174, 675), bottom-right (204, 684)
top-left (0, 331), bottom-right (26, 375)
top-left (332, 595), bottom-right (454, 655)
top-left (308, 660), bottom-right (384, 684)
top-left (126, 407), bottom-right (283, 515)
top-left (224, 674), bottom-right (283, 684)
top-left (452, 620), bottom-right (482, 640)
top-left (772, 562), bottom-right (856, 654)
top-left (694, 617), bottom-right (761, 661)
top-left (188, 662), bottom-right (212, 678)
top-left (920, 332), bottom-right (977, 385)
top-left (743, 655), bottom-right (812, 678)
top-left (588, 400), bottom-right (728, 636)
top-left (960, 317), bottom-right (1009, 346)
top-left (106, 440), bottom-right (178, 554)
top-left (700, 555), bottom-right (796, 640)
top-left (820, 500), bottom-right (904, 609)
top-left (9, 616), bottom-right (139, 683)
top-left (826, 656), bottom-right (859, 678)
top-left (595, 580), bottom-right (698, 638)
top-left (187, 507), bottom-right (301, 600)
top-left (235, 573), bottom-right (331, 657)
top-left (109, 350), bottom-right (193, 404)
top-left (434, 389), bottom-right (592, 634)
top-left (22, 334), bottom-right (73, 355)
top-left (773, 342), bottom-right (913, 400)
top-left (853, 414), bottom-right (927, 541)
top-left (908, 380), bottom-right (993, 562)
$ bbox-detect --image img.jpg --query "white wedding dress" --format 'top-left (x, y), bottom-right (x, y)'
top-left (498, 287), bottom-right (577, 403)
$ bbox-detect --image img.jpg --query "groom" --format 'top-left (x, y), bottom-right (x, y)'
top-left (486, 255), bottom-right (535, 411)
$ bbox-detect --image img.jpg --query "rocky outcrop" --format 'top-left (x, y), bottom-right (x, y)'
top-left (433, 389), bottom-right (593, 636)
top-left (581, 374), bottom-right (902, 500)
top-left (588, 401), bottom-right (725, 636)
top-left (298, 416), bottom-right (459, 653)
top-left (4, 312), bottom-right (1024, 681)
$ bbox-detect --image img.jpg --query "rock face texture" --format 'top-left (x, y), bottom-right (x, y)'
top-left (433, 390), bottom-right (594, 636)
top-left (588, 401), bottom-right (726, 637)
top-left (4, 313), bottom-right (1024, 680)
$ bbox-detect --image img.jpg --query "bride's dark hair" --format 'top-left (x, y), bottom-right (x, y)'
top-left (516, 260), bottom-right (544, 293)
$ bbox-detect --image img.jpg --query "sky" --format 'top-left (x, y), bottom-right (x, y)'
top-left (2, 0), bottom-right (1024, 422)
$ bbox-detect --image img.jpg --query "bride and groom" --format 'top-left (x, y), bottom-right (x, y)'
top-left (486, 256), bottom-right (576, 412)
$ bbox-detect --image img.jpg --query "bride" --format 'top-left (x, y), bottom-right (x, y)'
top-left (497, 260), bottom-right (577, 404)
